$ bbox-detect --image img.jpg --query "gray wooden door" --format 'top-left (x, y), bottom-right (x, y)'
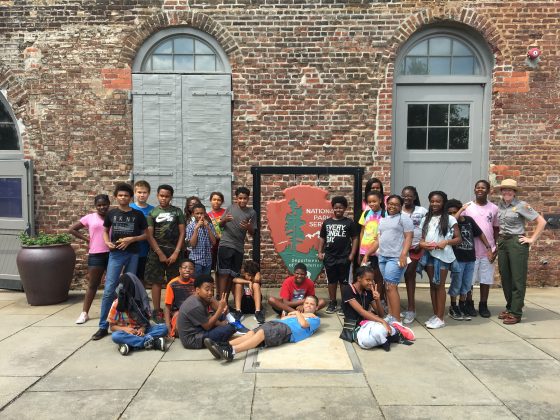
top-left (0, 159), bottom-right (34, 290)
top-left (132, 74), bottom-right (232, 209)
top-left (393, 85), bottom-right (485, 204)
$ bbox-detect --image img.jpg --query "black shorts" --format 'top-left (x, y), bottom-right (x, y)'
top-left (136, 256), bottom-right (147, 280)
top-left (87, 252), bottom-right (109, 268)
top-left (217, 246), bottom-right (243, 277)
top-left (241, 294), bottom-right (256, 314)
top-left (253, 321), bottom-right (291, 347)
top-left (325, 262), bottom-right (351, 285)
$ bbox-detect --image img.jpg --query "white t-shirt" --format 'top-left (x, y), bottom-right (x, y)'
top-left (402, 206), bottom-right (428, 247)
top-left (420, 214), bottom-right (457, 263)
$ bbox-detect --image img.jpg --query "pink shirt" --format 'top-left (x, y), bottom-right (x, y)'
top-left (463, 201), bottom-right (499, 258)
top-left (80, 213), bottom-right (110, 254)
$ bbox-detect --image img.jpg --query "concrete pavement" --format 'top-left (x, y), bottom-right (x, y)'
top-left (1, 286), bottom-right (559, 419)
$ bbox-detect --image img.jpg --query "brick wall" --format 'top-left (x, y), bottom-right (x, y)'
top-left (0, 1), bottom-right (558, 287)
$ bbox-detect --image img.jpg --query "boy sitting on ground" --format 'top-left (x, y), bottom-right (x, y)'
top-left (231, 260), bottom-right (265, 324)
top-left (109, 273), bottom-right (168, 356)
top-left (164, 259), bottom-right (196, 337)
top-left (177, 274), bottom-right (238, 349)
top-left (204, 295), bottom-right (321, 362)
top-left (268, 263), bottom-right (326, 315)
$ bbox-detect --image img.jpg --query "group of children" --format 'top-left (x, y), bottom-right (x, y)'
top-left (69, 176), bottom-right (501, 356)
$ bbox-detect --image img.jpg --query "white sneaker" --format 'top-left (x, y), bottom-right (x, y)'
top-left (424, 315), bottom-right (437, 326)
top-left (426, 317), bottom-right (446, 329)
top-left (75, 312), bottom-right (89, 324)
top-left (402, 311), bottom-right (416, 324)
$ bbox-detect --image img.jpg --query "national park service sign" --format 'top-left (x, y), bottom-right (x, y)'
top-left (267, 186), bottom-right (332, 280)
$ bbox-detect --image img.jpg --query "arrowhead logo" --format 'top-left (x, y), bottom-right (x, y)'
top-left (267, 186), bottom-right (332, 281)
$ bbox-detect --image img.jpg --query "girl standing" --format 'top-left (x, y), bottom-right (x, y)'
top-left (68, 194), bottom-right (111, 324)
top-left (208, 192), bottom-right (226, 271)
top-left (362, 177), bottom-right (387, 213)
top-left (400, 186), bottom-right (428, 324)
top-left (419, 191), bottom-right (461, 329)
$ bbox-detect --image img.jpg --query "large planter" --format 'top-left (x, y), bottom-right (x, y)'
top-left (16, 244), bottom-right (76, 305)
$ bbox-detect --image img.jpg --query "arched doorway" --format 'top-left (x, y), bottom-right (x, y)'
top-left (132, 28), bottom-right (233, 208)
top-left (392, 26), bottom-right (493, 203)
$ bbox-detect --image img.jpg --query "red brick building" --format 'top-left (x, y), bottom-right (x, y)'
top-left (0, 1), bottom-right (558, 287)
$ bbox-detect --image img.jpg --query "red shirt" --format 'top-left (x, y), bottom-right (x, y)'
top-left (279, 276), bottom-right (315, 301)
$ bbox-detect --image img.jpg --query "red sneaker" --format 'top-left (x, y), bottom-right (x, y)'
top-left (392, 321), bottom-right (416, 341)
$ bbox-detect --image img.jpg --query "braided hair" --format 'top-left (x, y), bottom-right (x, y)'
top-left (421, 191), bottom-right (450, 238)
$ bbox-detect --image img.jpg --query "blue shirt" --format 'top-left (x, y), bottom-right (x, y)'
top-left (130, 203), bottom-right (154, 257)
top-left (277, 316), bottom-right (320, 343)
top-left (186, 220), bottom-right (217, 268)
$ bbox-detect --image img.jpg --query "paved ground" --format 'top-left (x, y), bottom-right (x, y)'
top-left (1, 285), bottom-right (559, 420)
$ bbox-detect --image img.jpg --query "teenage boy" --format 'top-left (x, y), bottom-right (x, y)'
top-left (318, 196), bottom-right (359, 314)
top-left (446, 199), bottom-right (493, 321)
top-left (232, 260), bottom-right (265, 324)
top-left (177, 274), bottom-right (237, 349)
top-left (164, 259), bottom-right (196, 338)
top-left (204, 295), bottom-right (321, 362)
top-left (130, 180), bottom-right (154, 281)
top-left (186, 203), bottom-right (217, 277)
top-left (92, 183), bottom-right (148, 340)
top-left (217, 187), bottom-right (257, 299)
top-left (145, 184), bottom-right (185, 323)
top-left (463, 180), bottom-right (500, 317)
top-left (268, 263), bottom-right (326, 315)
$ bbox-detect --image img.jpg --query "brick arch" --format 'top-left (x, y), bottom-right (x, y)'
top-left (119, 11), bottom-right (243, 70)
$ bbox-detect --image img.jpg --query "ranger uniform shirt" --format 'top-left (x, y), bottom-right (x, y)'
top-left (498, 198), bottom-right (539, 235)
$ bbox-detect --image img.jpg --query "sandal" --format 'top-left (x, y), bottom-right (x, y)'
top-left (502, 314), bottom-right (521, 325)
top-left (498, 310), bottom-right (510, 319)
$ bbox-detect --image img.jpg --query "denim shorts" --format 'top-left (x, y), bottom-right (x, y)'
top-left (378, 255), bottom-right (406, 285)
top-left (448, 260), bottom-right (475, 296)
top-left (423, 253), bottom-right (452, 270)
top-left (87, 252), bottom-right (110, 268)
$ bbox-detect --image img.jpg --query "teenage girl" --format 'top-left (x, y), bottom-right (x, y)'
top-left (208, 192), bottom-right (226, 271)
top-left (68, 194), bottom-right (111, 324)
top-left (184, 196), bottom-right (202, 223)
top-left (419, 191), bottom-right (461, 329)
top-left (400, 186), bottom-right (428, 324)
top-left (362, 178), bottom-right (387, 213)
top-left (358, 190), bottom-right (385, 302)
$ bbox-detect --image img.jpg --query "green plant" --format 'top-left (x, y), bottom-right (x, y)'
top-left (19, 232), bottom-right (72, 247)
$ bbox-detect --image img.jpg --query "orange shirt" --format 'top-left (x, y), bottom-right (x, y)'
top-left (165, 276), bottom-right (195, 311)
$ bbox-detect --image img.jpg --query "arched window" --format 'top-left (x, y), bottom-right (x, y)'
top-left (0, 94), bottom-right (20, 153)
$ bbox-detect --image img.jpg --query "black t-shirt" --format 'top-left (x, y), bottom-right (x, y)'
top-left (452, 215), bottom-right (483, 262)
top-left (104, 208), bottom-right (148, 254)
top-left (341, 283), bottom-right (373, 322)
top-left (320, 217), bottom-right (358, 266)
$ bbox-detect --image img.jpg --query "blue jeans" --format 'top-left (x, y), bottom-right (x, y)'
top-left (111, 324), bottom-right (168, 349)
top-left (202, 324), bottom-right (236, 344)
top-left (194, 264), bottom-right (212, 277)
top-left (98, 250), bottom-right (139, 330)
top-left (448, 261), bottom-right (476, 297)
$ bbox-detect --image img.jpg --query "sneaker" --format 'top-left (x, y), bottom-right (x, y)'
top-left (153, 337), bottom-right (166, 352)
top-left (384, 314), bottom-right (397, 324)
top-left (326, 300), bottom-right (337, 314)
top-left (152, 309), bottom-right (165, 324)
top-left (426, 317), bottom-right (446, 329)
top-left (336, 306), bottom-right (344, 316)
top-left (424, 315), bottom-right (437, 326)
top-left (218, 343), bottom-right (234, 362)
top-left (478, 302), bottom-right (491, 318)
top-left (449, 305), bottom-right (464, 321)
top-left (75, 312), bottom-right (89, 324)
top-left (230, 320), bottom-right (250, 335)
top-left (204, 338), bottom-right (222, 359)
top-left (391, 321), bottom-right (415, 341)
top-left (143, 337), bottom-right (154, 350)
top-left (232, 309), bottom-right (244, 322)
top-left (465, 300), bottom-right (478, 317)
top-left (401, 311), bottom-right (416, 324)
top-left (92, 328), bottom-right (108, 340)
top-left (118, 344), bottom-right (130, 356)
top-left (254, 310), bottom-right (265, 325)
top-left (459, 302), bottom-right (471, 321)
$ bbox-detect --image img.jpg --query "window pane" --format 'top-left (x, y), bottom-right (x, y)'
top-left (195, 55), bottom-right (216, 71)
top-left (428, 104), bottom-right (448, 126)
top-left (142, 58), bottom-right (152, 71)
top-left (0, 124), bottom-right (19, 150)
top-left (408, 104), bottom-right (428, 126)
top-left (429, 37), bottom-right (451, 55)
top-left (152, 55), bottom-right (173, 70)
top-left (153, 40), bottom-right (172, 54)
top-left (428, 57), bottom-right (450, 75)
top-left (449, 127), bottom-right (469, 149)
top-left (452, 57), bottom-right (474, 75)
top-left (405, 57), bottom-right (428, 75)
top-left (195, 40), bottom-right (214, 54)
top-left (428, 128), bottom-right (448, 149)
top-left (174, 38), bottom-right (194, 54)
top-left (407, 128), bottom-right (427, 149)
top-left (0, 178), bottom-right (22, 218)
top-left (174, 55), bottom-right (194, 72)
top-left (0, 103), bottom-right (12, 122)
top-left (408, 40), bottom-right (428, 56)
top-left (450, 104), bottom-right (470, 126)
top-left (452, 40), bottom-right (472, 56)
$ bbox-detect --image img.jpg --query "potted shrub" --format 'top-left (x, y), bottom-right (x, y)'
top-left (16, 232), bottom-right (76, 305)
